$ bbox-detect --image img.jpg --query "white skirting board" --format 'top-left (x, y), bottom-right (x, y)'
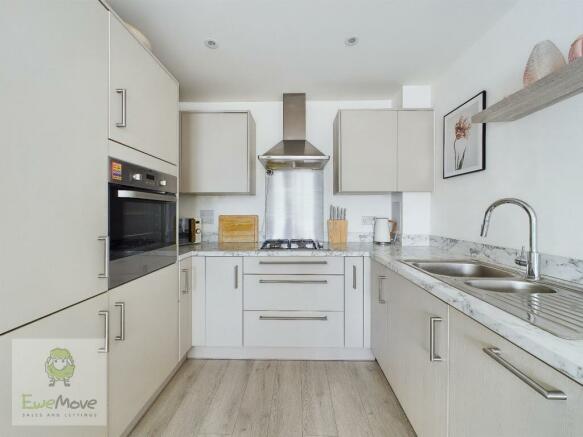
top-left (187, 346), bottom-right (375, 360)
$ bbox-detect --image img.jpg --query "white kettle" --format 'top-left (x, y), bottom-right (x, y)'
top-left (373, 217), bottom-right (398, 245)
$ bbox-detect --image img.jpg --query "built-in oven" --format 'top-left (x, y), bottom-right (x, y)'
top-left (108, 158), bottom-right (177, 289)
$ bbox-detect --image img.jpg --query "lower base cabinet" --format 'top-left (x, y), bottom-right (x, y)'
top-left (371, 261), bottom-right (390, 372)
top-left (449, 308), bottom-right (583, 437)
top-left (108, 264), bottom-right (178, 437)
top-left (179, 258), bottom-right (193, 357)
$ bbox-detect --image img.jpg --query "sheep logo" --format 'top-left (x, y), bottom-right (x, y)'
top-left (45, 348), bottom-right (75, 387)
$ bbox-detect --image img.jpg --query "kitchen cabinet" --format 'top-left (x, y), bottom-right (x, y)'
top-left (0, 0), bottom-right (109, 334)
top-left (108, 264), bottom-right (179, 437)
top-left (191, 257), bottom-right (206, 347)
top-left (333, 109), bottom-right (434, 193)
top-left (109, 13), bottom-right (179, 164)
top-left (345, 257), bottom-right (364, 348)
top-left (180, 111), bottom-right (256, 194)
top-left (179, 257), bottom-right (193, 357)
top-left (449, 308), bottom-right (583, 437)
top-left (0, 294), bottom-right (109, 437)
top-left (371, 261), bottom-right (390, 373)
top-left (384, 269), bottom-right (448, 437)
top-left (206, 257), bottom-right (243, 346)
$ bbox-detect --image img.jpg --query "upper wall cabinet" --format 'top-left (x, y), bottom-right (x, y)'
top-left (109, 14), bottom-right (179, 165)
top-left (180, 111), bottom-right (256, 194)
top-left (333, 109), bottom-right (434, 193)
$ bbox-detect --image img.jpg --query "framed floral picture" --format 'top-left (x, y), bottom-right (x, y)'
top-left (443, 91), bottom-right (486, 178)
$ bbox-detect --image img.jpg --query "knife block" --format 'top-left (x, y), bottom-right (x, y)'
top-left (327, 220), bottom-right (348, 244)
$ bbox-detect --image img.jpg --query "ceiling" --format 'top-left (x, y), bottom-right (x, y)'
top-left (110, 0), bottom-right (517, 102)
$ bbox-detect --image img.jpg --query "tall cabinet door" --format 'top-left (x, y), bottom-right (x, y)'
top-left (109, 14), bottom-right (179, 164)
top-left (371, 262), bottom-right (390, 373)
top-left (179, 257), bottom-right (193, 357)
top-left (206, 257), bottom-right (243, 346)
top-left (397, 110), bottom-right (434, 191)
top-left (0, 294), bottom-right (109, 437)
top-left (0, 0), bottom-right (109, 334)
top-left (385, 270), bottom-right (448, 437)
top-left (108, 264), bottom-right (179, 437)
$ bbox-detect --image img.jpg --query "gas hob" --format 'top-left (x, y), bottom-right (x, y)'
top-left (260, 239), bottom-right (323, 250)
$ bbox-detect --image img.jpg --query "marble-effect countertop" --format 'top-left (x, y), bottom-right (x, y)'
top-left (179, 242), bottom-right (583, 385)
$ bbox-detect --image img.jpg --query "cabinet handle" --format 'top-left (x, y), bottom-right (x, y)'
top-left (258, 260), bottom-right (328, 265)
top-left (377, 275), bottom-right (387, 304)
top-left (259, 279), bottom-right (328, 284)
top-left (234, 265), bottom-right (239, 289)
top-left (259, 315), bottom-right (328, 321)
top-left (114, 302), bottom-right (126, 341)
top-left (483, 347), bottom-right (567, 400)
top-left (429, 316), bottom-right (443, 362)
top-left (353, 265), bottom-right (357, 289)
top-left (98, 310), bottom-right (109, 353)
top-left (181, 268), bottom-right (190, 294)
top-left (116, 88), bottom-right (127, 127)
top-left (98, 235), bottom-right (109, 279)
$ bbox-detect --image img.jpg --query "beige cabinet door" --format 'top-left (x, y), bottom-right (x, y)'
top-left (335, 110), bottom-right (397, 193)
top-left (371, 262), bottom-right (390, 373)
top-left (179, 258), bottom-right (193, 358)
top-left (191, 257), bottom-right (206, 346)
top-left (109, 15), bottom-right (179, 164)
top-left (0, 294), bottom-right (109, 437)
top-left (0, 0), bottom-right (109, 335)
top-left (108, 264), bottom-right (179, 437)
top-left (449, 309), bottom-right (583, 437)
top-left (397, 110), bottom-right (434, 192)
top-left (180, 112), bottom-right (254, 194)
top-left (206, 257), bottom-right (243, 346)
top-left (385, 269), bottom-right (448, 437)
top-left (345, 257), bottom-right (364, 348)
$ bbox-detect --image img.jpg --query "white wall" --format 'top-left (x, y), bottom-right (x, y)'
top-left (179, 99), bottom-right (397, 241)
top-left (431, 0), bottom-right (583, 259)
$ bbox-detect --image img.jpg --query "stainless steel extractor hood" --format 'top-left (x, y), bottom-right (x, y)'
top-left (259, 93), bottom-right (330, 170)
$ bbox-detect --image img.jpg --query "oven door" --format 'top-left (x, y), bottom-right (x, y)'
top-left (109, 185), bottom-right (177, 289)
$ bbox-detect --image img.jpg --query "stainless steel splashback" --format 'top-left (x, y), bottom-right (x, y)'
top-left (264, 169), bottom-right (324, 241)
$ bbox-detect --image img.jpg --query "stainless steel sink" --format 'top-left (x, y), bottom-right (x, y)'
top-left (464, 279), bottom-right (557, 294)
top-left (410, 261), bottom-right (514, 278)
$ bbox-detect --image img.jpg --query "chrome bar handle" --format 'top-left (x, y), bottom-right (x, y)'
top-left (377, 275), bottom-right (387, 304)
top-left (98, 236), bottom-right (109, 279)
top-left (234, 265), bottom-right (239, 289)
top-left (353, 265), bottom-right (357, 290)
top-left (181, 268), bottom-right (190, 294)
top-left (114, 302), bottom-right (125, 341)
top-left (259, 315), bottom-right (328, 321)
top-left (259, 279), bottom-right (328, 284)
top-left (116, 88), bottom-right (126, 127)
top-left (258, 260), bottom-right (328, 265)
top-left (429, 317), bottom-right (443, 362)
top-left (98, 310), bottom-right (109, 353)
top-left (483, 347), bottom-right (567, 400)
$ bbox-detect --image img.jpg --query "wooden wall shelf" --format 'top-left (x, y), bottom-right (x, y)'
top-left (472, 56), bottom-right (583, 123)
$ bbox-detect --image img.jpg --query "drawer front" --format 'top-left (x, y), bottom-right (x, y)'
top-left (244, 311), bottom-right (344, 347)
top-left (244, 257), bottom-right (344, 274)
top-left (244, 275), bottom-right (344, 311)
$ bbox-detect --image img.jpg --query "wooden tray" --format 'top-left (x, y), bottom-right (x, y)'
top-left (219, 215), bottom-right (259, 243)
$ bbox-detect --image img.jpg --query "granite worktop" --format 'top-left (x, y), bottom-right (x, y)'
top-left (179, 240), bottom-right (583, 385)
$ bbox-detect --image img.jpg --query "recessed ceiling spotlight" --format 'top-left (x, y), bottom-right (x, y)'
top-left (204, 39), bottom-right (219, 49)
top-left (344, 36), bottom-right (359, 47)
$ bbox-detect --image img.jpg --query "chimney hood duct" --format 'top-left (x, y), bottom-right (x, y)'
top-left (259, 93), bottom-right (330, 170)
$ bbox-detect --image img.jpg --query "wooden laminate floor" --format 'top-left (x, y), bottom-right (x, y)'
top-left (130, 360), bottom-right (416, 437)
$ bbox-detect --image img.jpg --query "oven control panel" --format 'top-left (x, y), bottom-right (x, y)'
top-left (109, 158), bottom-right (177, 193)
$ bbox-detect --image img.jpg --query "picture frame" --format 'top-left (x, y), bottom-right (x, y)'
top-left (442, 91), bottom-right (486, 179)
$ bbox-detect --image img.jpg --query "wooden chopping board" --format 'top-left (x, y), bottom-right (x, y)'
top-left (218, 215), bottom-right (259, 243)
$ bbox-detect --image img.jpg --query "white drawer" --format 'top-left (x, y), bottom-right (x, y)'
top-left (244, 275), bottom-right (344, 311)
top-left (244, 311), bottom-right (344, 347)
top-left (244, 256), bottom-right (344, 275)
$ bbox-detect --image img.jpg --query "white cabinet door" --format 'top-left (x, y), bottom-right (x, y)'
top-left (191, 257), bottom-right (206, 346)
top-left (108, 264), bottom-right (179, 437)
top-left (0, 0), bottom-right (109, 335)
top-left (371, 262), bottom-right (390, 373)
top-left (345, 257), bottom-right (364, 348)
top-left (206, 257), bottom-right (243, 346)
top-left (385, 269), bottom-right (448, 437)
top-left (449, 309), bottom-right (583, 437)
top-left (397, 110), bottom-right (434, 192)
top-left (179, 258), bottom-right (193, 358)
top-left (109, 15), bottom-right (179, 164)
top-left (0, 294), bottom-right (109, 437)
top-left (180, 112), bottom-right (255, 194)
top-left (334, 110), bottom-right (398, 193)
